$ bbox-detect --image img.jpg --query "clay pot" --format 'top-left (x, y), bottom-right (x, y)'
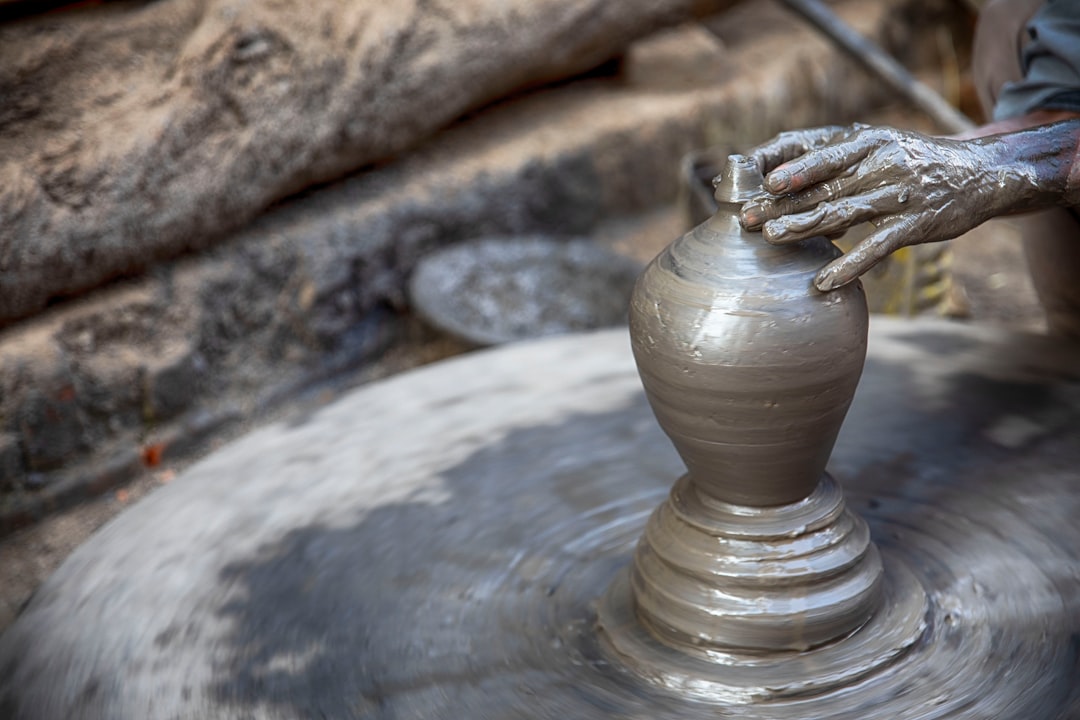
top-left (629, 154), bottom-right (868, 507)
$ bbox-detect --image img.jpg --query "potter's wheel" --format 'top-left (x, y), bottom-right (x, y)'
top-left (2, 319), bottom-right (1080, 718)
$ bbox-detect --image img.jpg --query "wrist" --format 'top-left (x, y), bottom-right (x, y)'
top-left (975, 120), bottom-right (1080, 214)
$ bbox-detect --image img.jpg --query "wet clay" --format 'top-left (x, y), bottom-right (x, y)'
top-left (599, 156), bottom-right (900, 666)
top-left (628, 155), bottom-right (869, 507)
top-left (740, 119), bottom-right (1080, 290)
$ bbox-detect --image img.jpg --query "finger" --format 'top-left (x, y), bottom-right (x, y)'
top-left (761, 186), bottom-right (902, 244)
top-left (740, 174), bottom-right (856, 230)
top-left (745, 126), bottom-right (847, 175)
top-left (814, 217), bottom-right (915, 291)
top-left (765, 137), bottom-right (875, 195)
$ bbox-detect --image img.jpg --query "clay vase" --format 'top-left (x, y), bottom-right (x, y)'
top-left (630, 154), bottom-right (868, 507)
top-left (624, 154), bottom-right (882, 653)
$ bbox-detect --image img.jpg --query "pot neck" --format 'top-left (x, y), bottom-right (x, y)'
top-left (712, 153), bottom-right (765, 209)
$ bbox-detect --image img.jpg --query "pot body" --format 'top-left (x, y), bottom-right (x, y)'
top-left (629, 206), bottom-right (868, 507)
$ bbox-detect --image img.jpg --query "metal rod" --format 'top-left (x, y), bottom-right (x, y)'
top-left (779, 0), bottom-right (976, 134)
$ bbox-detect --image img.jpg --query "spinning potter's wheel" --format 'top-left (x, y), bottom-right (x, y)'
top-left (4, 163), bottom-right (1080, 719)
top-left (2, 324), bottom-right (1080, 719)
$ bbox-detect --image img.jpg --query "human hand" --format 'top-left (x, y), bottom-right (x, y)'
top-left (744, 124), bottom-right (864, 176)
top-left (740, 125), bottom-right (1008, 291)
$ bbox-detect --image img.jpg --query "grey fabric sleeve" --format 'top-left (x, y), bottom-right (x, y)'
top-left (994, 0), bottom-right (1080, 120)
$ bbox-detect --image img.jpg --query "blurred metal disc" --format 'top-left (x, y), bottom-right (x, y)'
top-left (408, 236), bottom-right (641, 346)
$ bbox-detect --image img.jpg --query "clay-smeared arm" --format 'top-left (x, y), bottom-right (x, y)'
top-left (740, 117), bottom-right (1080, 291)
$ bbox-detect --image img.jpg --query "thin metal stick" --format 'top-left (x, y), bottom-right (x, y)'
top-left (780, 0), bottom-right (976, 134)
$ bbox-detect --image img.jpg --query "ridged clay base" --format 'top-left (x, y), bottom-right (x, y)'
top-left (599, 549), bottom-right (928, 703)
top-left (625, 474), bottom-right (888, 655)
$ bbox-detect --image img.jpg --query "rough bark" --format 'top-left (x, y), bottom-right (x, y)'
top-left (0, 0), bottom-right (735, 326)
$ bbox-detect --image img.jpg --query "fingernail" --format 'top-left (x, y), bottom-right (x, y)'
top-left (740, 203), bottom-right (762, 228)
top-left (767, 169), bottom-right (792, 193)
top-left (815, 268), bottom-right (840, 291)
top-left (762, 220), bottom-right (786, 244)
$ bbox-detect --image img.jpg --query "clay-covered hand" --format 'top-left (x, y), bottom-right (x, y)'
top-left (739, 125), bottom-right (1016, 291)
top-left (744, 124), bottom-right (865, 177)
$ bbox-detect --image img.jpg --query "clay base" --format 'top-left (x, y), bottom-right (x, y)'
top-left (621, 474), bottom-right (887, 655)
top-left (2, 320), bottom-right (1080, 718)
top-left (598, 549), bottom-right (926, 703)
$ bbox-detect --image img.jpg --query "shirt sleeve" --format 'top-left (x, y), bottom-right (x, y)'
top-left (994, 0), bottom-right (1080, 120)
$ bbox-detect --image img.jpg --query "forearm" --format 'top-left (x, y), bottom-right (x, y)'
top-left (949, 109), bottom-right (1080, 141)
top-left (971, 118), bottom-right (1080, 213)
